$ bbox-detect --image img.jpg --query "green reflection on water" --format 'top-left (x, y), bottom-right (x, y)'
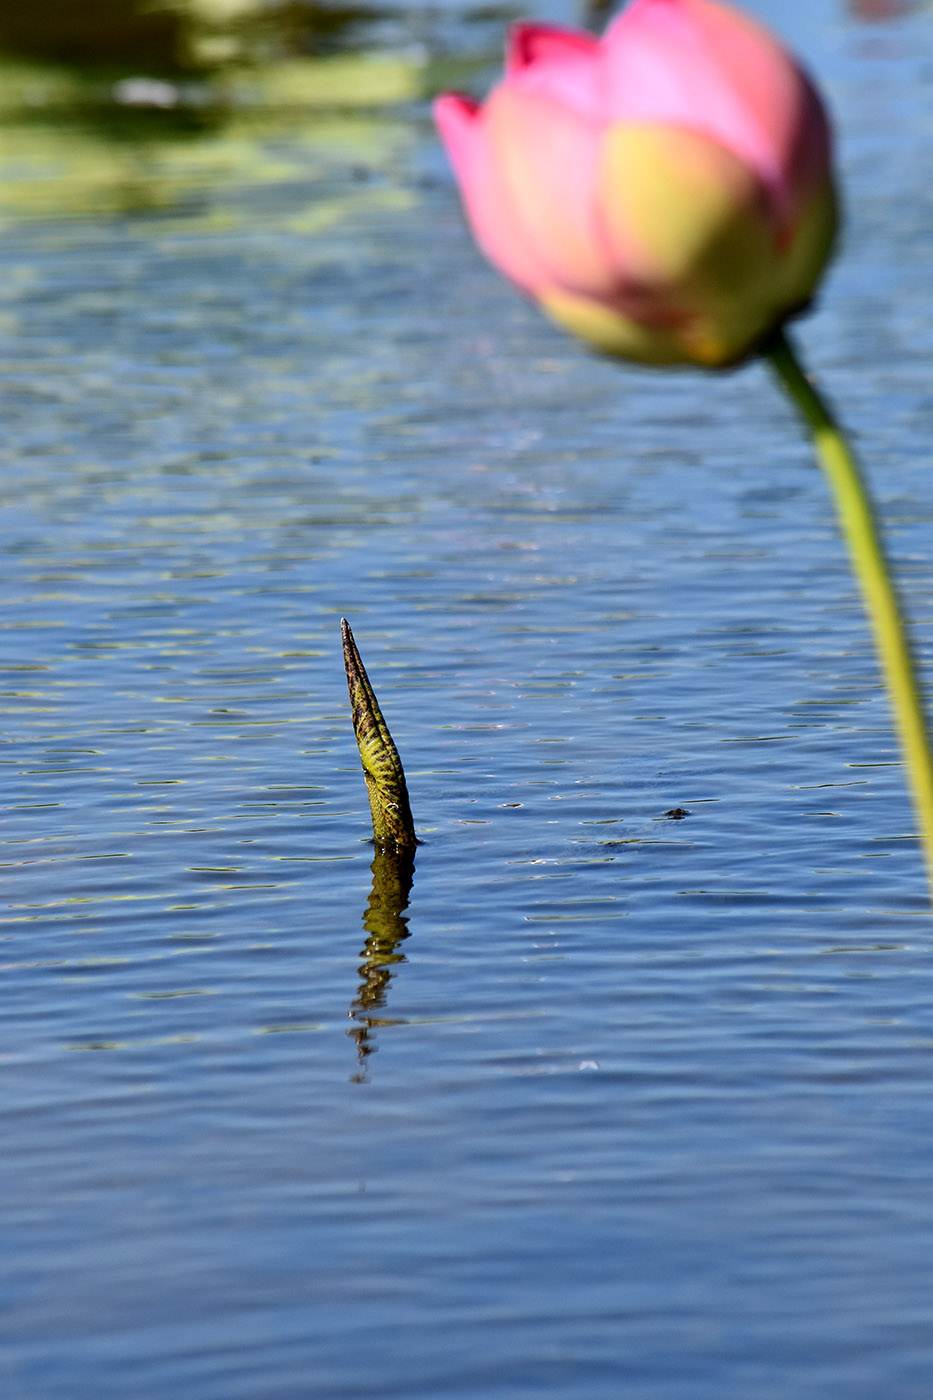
top-left (0, 0), bottom-right (508, 224)
top-left (0, 0), bottom-right (374, 74)
top-left (0, 43), bottom-right (423, 224)
top-left (348, 848), bottom-right (415, 1079)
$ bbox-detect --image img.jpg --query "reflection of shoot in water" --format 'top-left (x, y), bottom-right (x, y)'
top-left (342, 619), bottom-right (418, 1077)
top-left (348, 848), bottom-right (415, 1078)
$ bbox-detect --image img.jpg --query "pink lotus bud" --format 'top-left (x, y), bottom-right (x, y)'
top-left (434, 0), bottom-right (837, 368)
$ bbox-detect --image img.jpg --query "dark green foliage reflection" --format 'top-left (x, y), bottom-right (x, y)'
top-left (0, 0), bottom-right (373, 75)
top-left (348, 850), bottom-right (415, 1080)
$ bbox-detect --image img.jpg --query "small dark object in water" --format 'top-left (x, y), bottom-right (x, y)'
top-left (664, 807), bottom-right (691, 820)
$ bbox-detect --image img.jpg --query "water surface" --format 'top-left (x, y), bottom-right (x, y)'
top-left (2, 2), bottom-right (933, 1397)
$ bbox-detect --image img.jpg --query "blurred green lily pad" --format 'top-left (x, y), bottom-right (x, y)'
top-left (0, 47), bottom-right (424, 225)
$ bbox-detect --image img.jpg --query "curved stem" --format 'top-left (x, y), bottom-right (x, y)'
top-left (766, 328), bottom-right (933, 900)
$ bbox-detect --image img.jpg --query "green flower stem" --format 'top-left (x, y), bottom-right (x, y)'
top-left (766, 328), bottom-right (933, 898)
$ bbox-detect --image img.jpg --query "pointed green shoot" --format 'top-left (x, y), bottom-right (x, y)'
top-left (341, 618), bottom-right (417, 851)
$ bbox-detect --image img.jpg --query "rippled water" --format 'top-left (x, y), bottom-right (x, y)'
top-left (2, 3), bottom-right (933, 1397)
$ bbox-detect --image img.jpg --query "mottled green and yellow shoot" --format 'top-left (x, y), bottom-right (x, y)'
top-left (341, 618), bottom-right (417, 852)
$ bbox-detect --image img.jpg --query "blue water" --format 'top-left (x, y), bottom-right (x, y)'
top-left (2, 2), bottom-right (932, 1397)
